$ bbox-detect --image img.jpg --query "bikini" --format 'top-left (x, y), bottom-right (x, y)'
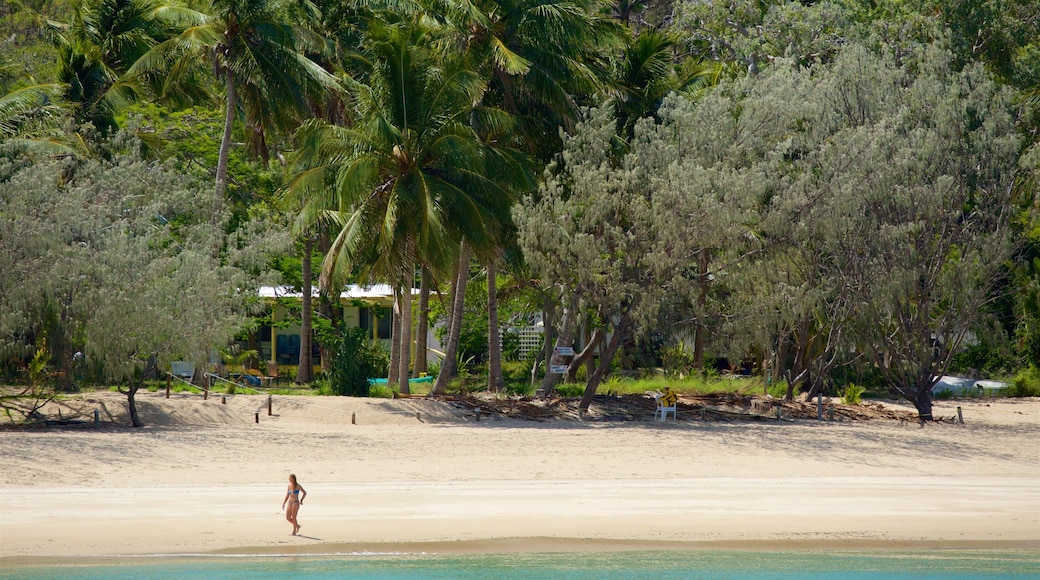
top-left (288, 487), bottom-right (300, 503)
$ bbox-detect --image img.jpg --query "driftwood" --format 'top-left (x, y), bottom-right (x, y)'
top-left (438, 392), bottom-right (920, 423)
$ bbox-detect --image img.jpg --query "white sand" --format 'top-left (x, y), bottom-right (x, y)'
top-left (1, 392), bottom-right (1037, 558)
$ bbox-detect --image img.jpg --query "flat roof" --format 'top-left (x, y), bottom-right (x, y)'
top-left (258, 284), bottom-right (406, 300)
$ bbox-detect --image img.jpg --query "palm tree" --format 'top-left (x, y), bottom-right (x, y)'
top-left (0, 82), bottom-right (73, 161)
top-left (128, 0), bottom-right (338, 219)
top-left (447, 0), bottom-right (624, 158)
top-left (49, 0), bottom-right (174, 132)
top-left (288, 17), bottom-right (530, 393)
top-left (613, 29), bottom-right (720, 142)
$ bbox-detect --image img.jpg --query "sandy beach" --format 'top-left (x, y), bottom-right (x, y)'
top-left (1, 391), bottom-right (1037, 561)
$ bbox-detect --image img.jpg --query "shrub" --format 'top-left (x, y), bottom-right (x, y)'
top-left (839, 383), bottom-right (865, 404)
top-left (1009, 366), bottom-right (1040, 397)
top-left (555, 383), bottom-right (584, 397)
top-left (328, 327), bottom-right (386, 397)
top-left (501, 330), bottom-right (521, 361)
top-left (662, 340), bottom-right (697, 378)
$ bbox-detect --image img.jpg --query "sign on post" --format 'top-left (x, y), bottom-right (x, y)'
top-left (550, 365), bottom-right (568, 374)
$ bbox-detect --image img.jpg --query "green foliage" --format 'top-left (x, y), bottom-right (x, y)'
top-left (368, 384), bottom-right (394, 399)
top-left (501, 330), bottom-right (521, 362)
top-left (500, 360), bottom-right (530, 383)
top-left (950, 340), bottom-right (1016, 377)
top-left (0, 134), bottom-right (287, 407)
top-left (27, 342), bottom-right (53, 393)
top-left (1009, 366), bottom-right (1040, 397)
top-left (328, 327), bottom-right (386, 397)
top-left (555, 383), bottom-right (585, 397)
top-left (594, 374), bottom-right (759, 397)
top-left (839, 383), bottom-right (866, 405)
top-left (662, 340), bottom-right (697, 378)
top-left (122, 104), bottom-right (284, 209)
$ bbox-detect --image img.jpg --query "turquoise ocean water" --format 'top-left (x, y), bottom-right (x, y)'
top-left (3, 550), bottom-right (1039, 579)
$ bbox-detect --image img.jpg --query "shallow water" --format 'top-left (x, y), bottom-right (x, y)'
top-left (3, 549), bottom-right (1039, 579)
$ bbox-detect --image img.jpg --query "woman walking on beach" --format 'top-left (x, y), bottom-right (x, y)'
top-left (282, 473), bottom-right (306, 535)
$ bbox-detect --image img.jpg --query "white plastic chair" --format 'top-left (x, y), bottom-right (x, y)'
top-left (654, 393), bottom-right (677, 421)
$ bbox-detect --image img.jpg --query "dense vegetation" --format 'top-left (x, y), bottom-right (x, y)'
top-left (1, 0), bottom-right (1038, 423)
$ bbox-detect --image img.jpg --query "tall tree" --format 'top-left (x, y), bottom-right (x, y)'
top-left (53, 0), bottom-right (177, 132)
top-left (448, 0), bottom-right (624, 158)
top-left (516, 105), bottom-right (668, 409)
top-left (128, 0), bottom-right (338, 220)
top-left (288, 18), bottom-right (528, 393)
top-left (0, 140), bottom-right (287, 425)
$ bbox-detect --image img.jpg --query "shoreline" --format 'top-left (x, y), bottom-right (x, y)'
top-left (4, 538), bottom-right (1039, 567)
top-left (2, 394), bottom-right (1038, 561)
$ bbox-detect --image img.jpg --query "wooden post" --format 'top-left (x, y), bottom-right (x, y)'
top-left (268, 394), bottom-right (272, 416)
top-left (817, 392), bottom-right (823, 421)
top-left (475, 408), bottom-right (480, 422)
top-left (166, 374), bottom-right (171, 398)
top-left (351, 412), bottom-right (356, 425)
top-left (221, 396), bottom-right (226, 404)
top-left (957, 406), bottom-right (963, 424)
top-left (416, 411), bottom-right (421, 421)
top-left (203, 388), bottom-right (208, 401)
top-left (94, 409), bottom-right (99, 429)
top-left (775, 406), bottom-right (782, 420)
top-left (255, 412), bottom-right (259, 423)
top-left (828, 407), bottom-right (834, 421)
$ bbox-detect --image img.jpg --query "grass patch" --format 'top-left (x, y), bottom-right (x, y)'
top-left (592, 374), bottom-right (764, 396)
top-left (1009, 366), bottom-right (1040, 397)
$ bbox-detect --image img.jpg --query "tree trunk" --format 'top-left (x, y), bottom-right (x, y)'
top-left (126, 355), bottom-right (156, 428)
top-left (539, 292), bottom-right (580, 397)
top-left (433, 242), bottom-right (470, 395)
top-left (214, 67), bottom-right (235, 225)
top-left (414, 267), bottom-right (430, 377)
top-left (296, 237), bottom-right (314, 384)
top-left (318, 293), bottom-right (335, 373)
top-left (693, 248), bottom-right (709, 372)
top-left (532, 294), bottom-right (553, 386)
top-left (397, 262), bottom-right (414, 395)
top-left (388, 297), bottom-right (400, 386)
top-left (578, 314), bottom-right (629, 412)
top-left (912, 385), bottom-right (934, 421)
top-left (317, 230), bottom-right (335, 373)
top-left (565, 327), bottom-right (602, 383)
top-left (487, 259), bottom-right (504, 392)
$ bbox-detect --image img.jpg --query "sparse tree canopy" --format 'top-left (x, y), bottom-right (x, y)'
top-left (0, 135), bottom-right (288, 425)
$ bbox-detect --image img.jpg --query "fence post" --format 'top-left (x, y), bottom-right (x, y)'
top-left (268, 394), bottom-right (272, 416)
top-left (166, 374), bottom-right (171, 398)
top-left (94, 409), bottom-right (99, 429)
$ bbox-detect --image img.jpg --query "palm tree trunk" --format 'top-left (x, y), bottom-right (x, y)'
top-left (296, 237), bottom-right (314, 384)
top-left (388, 298), bottom-right (400, 386)
top-left (214, 67), bottom-right (235, 224)
top-left (397, 262), bottom-right (414, 395)
top-left (414, 267), bottom-right (430, 376)
top-left (487, 259), bottom-right (503, 392)
top-left (433, 242), bottom-right (470, 395)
